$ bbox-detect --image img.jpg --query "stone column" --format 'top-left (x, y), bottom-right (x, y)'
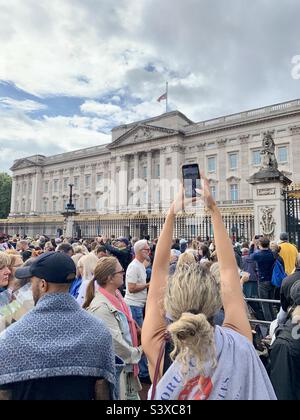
top-left (134, 153), bottom-right (139, 179)
top-left (147, 151), bottom-right (152, 212)
top-left (133, 153), bottom-right (139, 209)
top-left (197, 143), bottom-right (206, 174)
top-left (79, 166), bottom-right (85, 211)
top-left (24, 175), bottom-right (31, 214)
top-left (91, 163), bottom-right (97, 211)
top-left (59, 169), bottom-right (63, 212)
top-left (119, 155), bottom-right (128, 212)
top-left (239, 135), bottom-right (250, 200)
top-left (110, 157), bottom-right (117, 212)
top-left (31, 168), bottom-right (42, 214)
top-left (9, 176), bottom-right (17, 215)
top-left (217, 139), bottom-right (227, 201)
top-left (159, 147), bottom-right (167, 210)
top-left (48, 172), bottom-right (53, 213)
top-left (30, 173), bottom-right (37, 214)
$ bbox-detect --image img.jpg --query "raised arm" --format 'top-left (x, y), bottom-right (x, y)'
top-left (197, 175), bottom-right (252, 342)
top-left (142, 204), bottom-right (176, 381)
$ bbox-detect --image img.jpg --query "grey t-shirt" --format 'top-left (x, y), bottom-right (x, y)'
top-left (124, 259), bottom-right (147, 308)
top-left (150, 326), bottom-right (277, 400)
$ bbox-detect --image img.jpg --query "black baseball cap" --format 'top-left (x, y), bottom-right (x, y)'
top-left (15, 252), bottom-right (76, 284)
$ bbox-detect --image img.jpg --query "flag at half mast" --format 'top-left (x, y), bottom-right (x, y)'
top-left (157, 92), bottom-right (167, 102)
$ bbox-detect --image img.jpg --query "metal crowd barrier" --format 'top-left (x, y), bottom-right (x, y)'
top-left (244, 297), bottom-right (280, 326)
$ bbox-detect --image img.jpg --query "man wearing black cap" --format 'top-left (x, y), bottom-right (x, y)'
top-left (0, 252), bottom-right (118, 400)
top-left (104, 237), bottom-right (132, 272)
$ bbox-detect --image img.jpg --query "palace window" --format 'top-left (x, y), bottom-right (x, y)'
top-left (53, 180), bottom-right (59, 193)
top-left (210, 185), bottom-right (217, 200)
top-left (278, 146), bottom-right (288, 163)
top-left (230, 184), bottom-right (239, 201)
top-left (208, 156), bottom-right (216, 173)
top-left (156, 164), bottom-right (160, 178)
top-left (53, 200), bottom-right (57, 213)
top-left (143, 191), bottom-right (147, 204)
top-left (97, 173), bottom-right (103, 183)
top-left (84, 197), bottom-right (91, 211)
top-left (143, 166), bottom-right (147, 179)
top-left (64, 178), bottom-right (69, 190)
top-left (44, 181), bottom-right (49, 193)
top-left (130, 168), bottom-right (135, 180)
top-left (229, 153), bottom-right (238, 170)
top-left (252, 150), bottom-right (261, 166)
top-left (85, 175), bottom-right (91, 187)
top-left (156, 190), bottom-right (161, 203)
top-left (74, 177), bottom-right (79, 189)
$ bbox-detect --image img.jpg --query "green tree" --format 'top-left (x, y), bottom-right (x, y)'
top-left (0, 173), bottom-right (12, 219)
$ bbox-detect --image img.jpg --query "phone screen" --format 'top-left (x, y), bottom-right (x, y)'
top-left (182, 164), bottom-right (201, 198)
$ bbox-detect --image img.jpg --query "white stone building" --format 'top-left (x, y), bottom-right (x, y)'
top-left (4, 98), bottom-right (300, 239)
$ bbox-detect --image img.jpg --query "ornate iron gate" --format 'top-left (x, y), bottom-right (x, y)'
top-left (284, 184), bottom-right (300, 249)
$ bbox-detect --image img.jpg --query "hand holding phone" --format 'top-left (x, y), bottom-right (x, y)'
top-left (182, 164), bottom-right (201, 198)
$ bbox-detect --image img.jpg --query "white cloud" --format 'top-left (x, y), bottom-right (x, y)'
top-left (1, 0), bottom-right (300, 172)
top-left (0, 97), bottom-right (47, 113)
top-left (0, 107), bottom-right (110, 173)
top-left (0, 0), bottom-right (156, 99)
top-left (80, 101), bottom-right (122, 116)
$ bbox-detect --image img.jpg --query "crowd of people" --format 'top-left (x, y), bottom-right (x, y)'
top-left (0, 174), bottom-right (299, 400)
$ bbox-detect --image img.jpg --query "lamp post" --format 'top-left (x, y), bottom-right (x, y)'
top-left (62, 184), bottom-right (78, 238)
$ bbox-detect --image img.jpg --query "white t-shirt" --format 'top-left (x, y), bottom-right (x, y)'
top-left (124, 259), bottom-right (147, 308)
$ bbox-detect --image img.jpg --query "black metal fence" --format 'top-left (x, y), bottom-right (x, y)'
top-left (0, 211), bottom-right (255, 241)
top-left (284, 184), bottom-right (300, 249)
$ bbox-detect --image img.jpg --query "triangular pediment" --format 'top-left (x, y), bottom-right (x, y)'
top-left (10, 156), bottom-right (45, 171)
top-left (108, 124), bottom-right (182, 149)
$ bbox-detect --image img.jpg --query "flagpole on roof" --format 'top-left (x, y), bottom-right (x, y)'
top-left (166, 81), bottom-right (168, 113)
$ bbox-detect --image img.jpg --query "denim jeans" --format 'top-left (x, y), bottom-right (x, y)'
top-left (130, 306), bottom-right (144, 328)
top-left (129, 305), bottom-right (149, 380)
top-left (258, 281), bottom-right (275, 322)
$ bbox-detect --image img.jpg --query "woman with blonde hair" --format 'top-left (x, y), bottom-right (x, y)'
top-left (176, 252), bottom-right (196, 269)
top-left (76, 253), bottom-right (99, 306)
top-left (83, 256), bottom-right (142, 400)
top-left (0, 253), bottom-right (11, 293)
top-left (142, 173), bottom-right (276, 400)
top-left (6, 253), bottom-right (24, 294)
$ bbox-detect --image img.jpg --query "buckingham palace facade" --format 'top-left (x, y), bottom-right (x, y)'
top-left (3, 98), bottom-right (300, 240)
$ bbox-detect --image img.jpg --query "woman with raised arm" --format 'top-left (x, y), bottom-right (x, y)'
top-left (142, 173), bottom-right (276, 400)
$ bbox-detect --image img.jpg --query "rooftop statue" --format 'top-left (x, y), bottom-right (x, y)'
top-left (260, 131), bottom-right (278, 170)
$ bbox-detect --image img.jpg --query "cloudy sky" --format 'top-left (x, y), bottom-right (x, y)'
top-left (1, 0), bottom-right (300, 173)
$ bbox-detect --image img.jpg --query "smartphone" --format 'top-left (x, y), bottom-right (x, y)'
top-left (182, 164), bottom-right (201, 198)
